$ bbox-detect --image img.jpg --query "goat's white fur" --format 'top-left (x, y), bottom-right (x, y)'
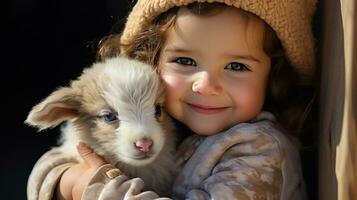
top-left (25, 57), bottom-right (176, 195)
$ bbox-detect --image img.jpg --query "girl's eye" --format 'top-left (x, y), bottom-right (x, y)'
top-left (100, 112), bottom-right (118, 123)
top-left (173, 57), bottom-right (197, 66)
top-left (225, 62), bottom-right (250, 72)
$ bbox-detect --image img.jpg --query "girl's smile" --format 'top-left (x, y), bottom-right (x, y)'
top-left (185, 102), bottom-right (230, 115)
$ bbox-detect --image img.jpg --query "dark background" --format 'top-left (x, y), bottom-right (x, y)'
top-left (4, 1), bottom-right (321, 199)
top-left (5, 1), bottom-right (132, 199)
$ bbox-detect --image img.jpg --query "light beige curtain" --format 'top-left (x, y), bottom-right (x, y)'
top-left (319, 0), bottom-right (357, 199)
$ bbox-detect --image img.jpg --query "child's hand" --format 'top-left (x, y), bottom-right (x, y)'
top-left (56, 142), bottom-right (108, 200)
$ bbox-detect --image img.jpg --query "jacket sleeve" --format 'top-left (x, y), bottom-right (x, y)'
top-left (173, 121), bottom-right (305, 200)
top-left (27, 147), bottom-right (78, 200)
top-left (81, 164), bottom-right (171, 200)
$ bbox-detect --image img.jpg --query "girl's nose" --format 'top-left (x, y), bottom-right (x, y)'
top-left (192, 72), bottom-right (222, 96)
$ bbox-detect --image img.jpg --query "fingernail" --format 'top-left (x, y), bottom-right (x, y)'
top-left (77, 141), bottom-right (86, 149)
top-left (76, 142), bottom-right (94, 156)
top-left (77, 142), bottom-right (91, 152)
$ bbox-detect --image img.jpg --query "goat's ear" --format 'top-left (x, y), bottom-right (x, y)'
top-left (25, 87), bottom-right (81, 131)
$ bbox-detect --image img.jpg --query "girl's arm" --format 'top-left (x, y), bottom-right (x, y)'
top-left (75, 144), bottom-right (169, 200)
top-left (27, 143), bottom-right (169, 200)
top-left (27, 143), bottom-right (107, 200)
top-left (27, 147), bottom-right (77, 200)
top-left (56, 143), bottom-right (108, 200)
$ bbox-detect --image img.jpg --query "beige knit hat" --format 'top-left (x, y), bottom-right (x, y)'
top-left (120, 0), bottom-right (316, 76)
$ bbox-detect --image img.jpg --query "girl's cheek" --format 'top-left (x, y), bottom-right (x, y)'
top-left (160, 71), bottom-right (183, 100)
top-left (159, 72), bottom-right (185, 119)
top-left (230, 81), bottom-right (266, 112)
top-left (160, 66), bottom-right (190, 89)
top-left (161, 72), bottom-right (180, 89)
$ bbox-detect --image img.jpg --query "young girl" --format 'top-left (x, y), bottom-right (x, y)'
top-left (27, 0), bottom-right (316, 199)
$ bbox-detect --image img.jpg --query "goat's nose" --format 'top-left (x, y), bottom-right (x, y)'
top-left (135, 138), bottom-right (153, 153)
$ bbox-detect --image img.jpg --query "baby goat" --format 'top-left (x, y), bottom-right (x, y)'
top-left (26, 57), bottom-right (175, 195)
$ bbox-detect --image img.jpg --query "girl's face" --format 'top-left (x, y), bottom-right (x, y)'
top-left (158, 7), bottom-right (271, 135)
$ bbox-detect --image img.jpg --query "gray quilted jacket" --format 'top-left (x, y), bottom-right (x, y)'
top-left (27, 112), bottom-right (307, 200)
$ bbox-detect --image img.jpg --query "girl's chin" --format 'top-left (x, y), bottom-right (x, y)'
top-left (187, 123), bottom-right (226, 136)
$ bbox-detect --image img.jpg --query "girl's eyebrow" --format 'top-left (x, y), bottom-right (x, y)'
top-left (163, 47), bottom-right (194, 54)
top-left (225, 53), bottom-right (262, 63)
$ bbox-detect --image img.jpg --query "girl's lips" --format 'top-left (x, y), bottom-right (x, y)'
top-left (186, 102), bottom-right (229, 114)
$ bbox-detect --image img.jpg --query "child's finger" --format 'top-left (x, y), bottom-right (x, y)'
top-left (76, 142), bottom-right (107, 168)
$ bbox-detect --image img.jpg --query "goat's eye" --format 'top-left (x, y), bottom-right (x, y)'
top-left (100, 112), bottom-right (118, 123)
top-left (155, 104), bottom-right (164, 122)
top-left (155, 104), bottom-right (162, 117)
